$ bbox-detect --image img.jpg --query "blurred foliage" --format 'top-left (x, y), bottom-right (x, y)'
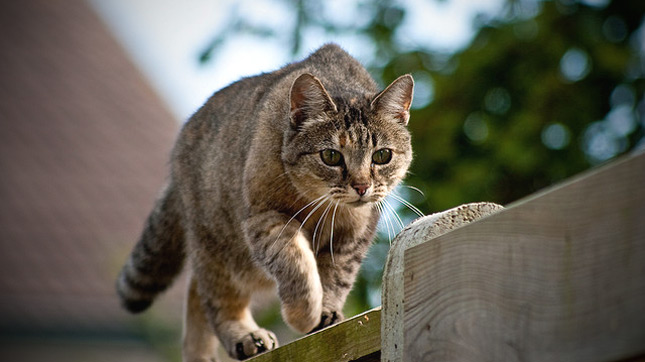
top-left (401, 0), bottom-right (645, 213)
top-left (201, 0), bottom-right (645, 330)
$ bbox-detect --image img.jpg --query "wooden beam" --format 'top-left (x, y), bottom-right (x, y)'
top-left (381, 202), bottom-right (504, 361)
top-left (249, 308), bottom-right (381, 362)
top-left (401, 151), bottom-right (645, 361)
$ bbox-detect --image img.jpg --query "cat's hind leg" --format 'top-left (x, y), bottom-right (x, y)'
top-left (185, 273), bottom-right (277, 361)
top-left (210, 295), bottom-right (278, 360)
top-left (219, 315), bottom-right (277, 360)
top-left (183, 275), bottom-right (218, 362)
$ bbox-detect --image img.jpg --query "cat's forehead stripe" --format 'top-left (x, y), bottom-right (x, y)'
top-left (339, 133), bottom-right (347, 148)
top-left (338, 127), bottom-right (373, 151)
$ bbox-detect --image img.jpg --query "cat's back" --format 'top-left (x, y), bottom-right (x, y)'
top-left (178, 44), bottom-right (376, 148)
top-left (300, 44), bottom-right (378, 95)
top-left (211, 43), bottom-right (377, 118)
top-left (172, 69), bottom-right (284, 169)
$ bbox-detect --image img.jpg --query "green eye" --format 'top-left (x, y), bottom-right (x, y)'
top-left (321, 149), bottom-right (343, 166)
top-left (372, 148), bottom-right (392, 165)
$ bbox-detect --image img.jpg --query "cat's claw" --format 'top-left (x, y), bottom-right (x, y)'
top-left (309, 310), bottom-right (343, 334)
top-left (234, 329), bottom-right (278, 360)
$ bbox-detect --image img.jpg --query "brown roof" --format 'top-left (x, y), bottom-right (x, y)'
top-left (0, 0), bottom-right (184, 334)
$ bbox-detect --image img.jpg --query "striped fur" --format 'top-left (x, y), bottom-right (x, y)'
top-left (116, 44), bottom-right (414, 361)
top-left (116, 185), bottom-right (185, 313)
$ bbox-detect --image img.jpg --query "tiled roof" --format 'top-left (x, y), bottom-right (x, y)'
top-left (0, 0), bottom-right (185, 333)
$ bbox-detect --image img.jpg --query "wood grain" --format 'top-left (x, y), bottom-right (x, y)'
top-left (380, 202), bottom-right (504, 361)
top-left (249, 308), bottom-right (381, 362)
top-left (402, 151), bottom-right (645, 361)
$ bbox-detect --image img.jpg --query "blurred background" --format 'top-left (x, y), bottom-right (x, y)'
top-left (0, 0), bottom-right (643, 361)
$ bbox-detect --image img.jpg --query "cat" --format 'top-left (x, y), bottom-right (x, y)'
top-left (116, 43), bottom-right (414, 361)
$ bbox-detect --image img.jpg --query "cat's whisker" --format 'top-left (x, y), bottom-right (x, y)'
top-left (375, 201), bottom-right (385, 243)
top-left (271, 194), bottom-right (327, 250)
top-left (313, 200), bottom-right (333, 255)
top-left (329, 201), bottom-right (340, 265)
top-left (384, 203), bottom-right (396, 244)
top-left (383, 199), bottom-right (405, 232)
top-left (383, 201), bottom-right (397, 244)
top-left (311, 200), bottom-right (332, 256)
top-left (389, 193), bottom-right (425, 218)
top-left (376, 201), bottom-right (393, 245)
top-left (397, 184), bottom-right (426, 198)
top-left (296, 195), bottom-right (330, 239)
top-left (269, 195), bottom-right (330, 263)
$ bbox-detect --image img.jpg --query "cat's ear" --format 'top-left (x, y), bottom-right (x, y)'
top-left (290, 73), bottom-right (337, 128)
top-left (371, 74), bottom-right (414, 126)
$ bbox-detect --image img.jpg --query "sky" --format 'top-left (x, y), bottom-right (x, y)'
top-left (89, 0), bottom-right (504, 122)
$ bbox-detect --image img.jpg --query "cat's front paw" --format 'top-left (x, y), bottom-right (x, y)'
top-left (308, 310), bottom-right (344, 333)
top-left (281, 298), bottom-right (322, 333)
top-left (233, 329), bottom-right (278, 360)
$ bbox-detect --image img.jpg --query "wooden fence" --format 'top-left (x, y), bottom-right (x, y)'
top-left (251, 150), bottom-right (645, 361)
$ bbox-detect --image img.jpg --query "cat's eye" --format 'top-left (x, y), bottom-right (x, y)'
top-left (372, 148), bottom-right (392, 165)
top-left (321, 149), bottom-right (343, 166)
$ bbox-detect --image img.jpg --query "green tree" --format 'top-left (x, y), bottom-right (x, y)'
top-left (399, 0), bottom-right (645, 213)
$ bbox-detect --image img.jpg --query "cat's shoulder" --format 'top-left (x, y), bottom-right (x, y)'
top-left (304, 43), bottom-right (359, 67)
top-left (309, 43), bottom-right (351, 58)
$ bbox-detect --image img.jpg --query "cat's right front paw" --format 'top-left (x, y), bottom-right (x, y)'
top-left (233, 329), bottom-right (278, 360)
top-left (281, 298), bottom-right (323, 333)
top-left (278, 265), bottom-right (323, 333)
top-left (308, 310), bottom-right (343, 334)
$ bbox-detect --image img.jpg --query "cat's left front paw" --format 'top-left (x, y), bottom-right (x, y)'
top-left (234, 329), bottom-right (278, 360)
top-left (308, 310), bottom-right (344, 333)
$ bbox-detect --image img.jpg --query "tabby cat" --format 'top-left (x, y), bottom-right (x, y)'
top-left (117, 44), bottom-right (414, 361)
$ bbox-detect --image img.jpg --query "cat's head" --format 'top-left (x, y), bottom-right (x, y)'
top-left (282, 73), bottom-right (413, 207)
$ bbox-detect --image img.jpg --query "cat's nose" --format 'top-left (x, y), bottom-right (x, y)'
top-left (352, 183), bottom-right (369, 196)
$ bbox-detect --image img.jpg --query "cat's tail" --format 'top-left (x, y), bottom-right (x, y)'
top-left (116, 185), bottom-right (186, 313)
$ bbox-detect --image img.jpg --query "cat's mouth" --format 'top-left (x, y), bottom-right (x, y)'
top-left (327, 188), bottom-right (385, 206)
top-left (345, 195), bottom-right (384, 207)
top-left (328, 195), bottom-right (373, 207)
top-left (348, 199), bottom-right (370, 207)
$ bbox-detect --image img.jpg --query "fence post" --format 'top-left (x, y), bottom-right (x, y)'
top-left (382, 151), bottom-right (645, 361)
top-left (381, 202), bottom-right (504, 361)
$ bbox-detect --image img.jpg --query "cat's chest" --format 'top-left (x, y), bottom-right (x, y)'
top-left (299, 204), bottom-right (374, 247)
